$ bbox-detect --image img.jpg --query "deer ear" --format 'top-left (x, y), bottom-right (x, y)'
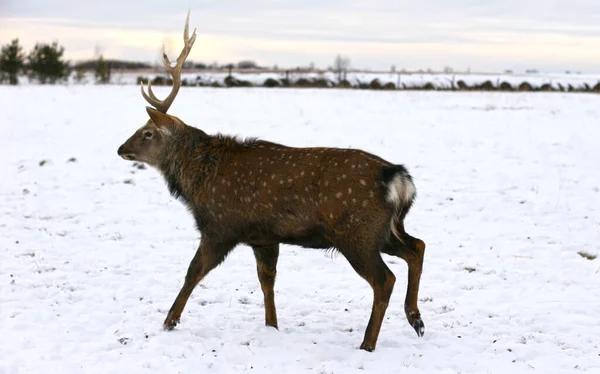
top-left (146, 107), bottom-right (172, 127)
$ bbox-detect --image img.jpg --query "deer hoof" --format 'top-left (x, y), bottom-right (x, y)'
top-left (163, 317), bottom-right (179, 331)
top-left (412, 318), bottom-right (425, 337)
top-left (359, 342), bottom-right (375, 352)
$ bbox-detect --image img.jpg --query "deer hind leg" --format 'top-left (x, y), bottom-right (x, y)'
top-left (385, 227), bottom-right (426, 337)
top-left (341, 247), bottom-right (396, 352)
top-left (251, 243), bottom-right (280, 329)
top-left (402, 235), bottom-right (426, 337)
top-left (163, 236), bottom-right (235, 330)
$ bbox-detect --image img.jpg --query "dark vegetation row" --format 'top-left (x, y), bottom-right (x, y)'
top-left (139, 75), bottom-right (600, 93)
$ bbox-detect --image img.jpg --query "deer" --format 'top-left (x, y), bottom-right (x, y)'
top-left (117, 12), bottom-right (426, 352)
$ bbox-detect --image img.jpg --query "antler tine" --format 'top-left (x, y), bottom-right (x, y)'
top-left (146, 81), bottom-right (161, 102)
top-left (184, 10), bottom-right (190, 44)
top-left (183, 10), bottom-right (197, 53)
top-left (141, 10), bottom-right (196, 114)
top-left (140, 81), bottom-right (161, 107)
top-left (161, 50), bottom-right (172, 71)
top-left (161, 11), bottom-right (196, 74)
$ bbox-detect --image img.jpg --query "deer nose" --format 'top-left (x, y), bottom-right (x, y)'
top-left (117, 145), bottom-right (124, 155)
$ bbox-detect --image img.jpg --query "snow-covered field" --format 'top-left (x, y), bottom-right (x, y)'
top-left (1, 86), bottom-right (599, 373)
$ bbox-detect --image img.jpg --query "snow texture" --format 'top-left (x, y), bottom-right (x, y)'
top-left (1, 86), bottom-right (599, 373)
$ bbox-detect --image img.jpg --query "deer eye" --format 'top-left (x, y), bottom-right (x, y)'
top-left (143, 130), bottom-right (153, 139)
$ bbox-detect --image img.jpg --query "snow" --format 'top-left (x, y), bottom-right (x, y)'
top-left (1, 86), bottom-right (599, 373)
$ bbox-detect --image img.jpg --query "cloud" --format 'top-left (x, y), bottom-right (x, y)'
top-left (1, 0), bottom-right (599, 72)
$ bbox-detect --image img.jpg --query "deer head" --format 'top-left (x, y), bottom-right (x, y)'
top-left (117, 11), bottom-right (196, 166)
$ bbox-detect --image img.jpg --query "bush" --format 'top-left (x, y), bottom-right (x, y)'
top-left (312, 78), bottom-right (330, 88)
top-left (151, 76), bottom-right (172, 86)
top-left (27, 41), bottom-right (69, 84)
top-left (224, 75), bottom-right (253, 87)
top-left (368, 79), bottom-right (382, 89)
top-left (499, 81), bottom-right (513, 91)
top-left (539, 83), bottom-right (553, 92)
top-left (422, 82), bottom-right (436, 90)
top-left (263, 78), bottom-right (280, 87)
top-left (338, 79), bottom-right (352, 88)
top-left (593, 82), bottom-right (600, 93)
top-left (0, 39), bottom-right (25, 85)
top-left (478, 80), bottom-right (494, 90)
top-left (518, 82), bottom-right (533, 91)
top-left (136, 76), bottom-right (149, 85)
top-left (582, 83), bottom-right (591, 92)
top-left (355, 80), bottom-right (370, 89)
top-left (224, 75), bottom-right (236, 87)
top-left (382, 82), bottom-right (396, 90)
top-left (294, 78), bottom-right (311, 87)
top-left (280, 78), bottom-right (291, 87)
top-left (456, 80), bottom-right (469, 90)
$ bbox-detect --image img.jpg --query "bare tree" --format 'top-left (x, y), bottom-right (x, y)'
top-left (94, 44), bottom-right (103, 59)
top-left (333, 54), bottom-right (350, 82)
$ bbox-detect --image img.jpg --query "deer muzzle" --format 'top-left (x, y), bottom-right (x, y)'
top-left (117, 144), bottom-right (135, 161)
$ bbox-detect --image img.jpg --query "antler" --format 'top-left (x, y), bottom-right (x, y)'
top-left (141, 10), bottom-right (197, 113)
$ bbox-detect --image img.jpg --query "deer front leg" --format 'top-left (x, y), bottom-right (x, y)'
top-left (164, 236), bottom-right (235, 330)
top-left (252, 243), bottom-right (280, 329)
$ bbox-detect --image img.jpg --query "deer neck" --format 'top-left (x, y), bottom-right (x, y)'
top-left (157, 126), bottom-right (212, 205)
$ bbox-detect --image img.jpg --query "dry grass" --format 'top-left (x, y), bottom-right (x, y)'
top-left (578, 251), bottom-right (597, 260)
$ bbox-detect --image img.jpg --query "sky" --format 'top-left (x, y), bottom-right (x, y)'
top-left (1, 0), bottom-right (599, 73)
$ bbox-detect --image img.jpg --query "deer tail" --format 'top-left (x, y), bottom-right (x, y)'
top-left (381, 165), bottom-right (416, 243)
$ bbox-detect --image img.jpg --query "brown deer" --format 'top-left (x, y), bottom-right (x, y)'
top-left (117, 12), bottom-right (426, 351)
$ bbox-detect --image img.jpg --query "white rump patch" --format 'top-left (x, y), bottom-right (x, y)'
top-left (387, 172), bottom-right (416, 243)
top-left (386, 173), bottom-right (416, 206)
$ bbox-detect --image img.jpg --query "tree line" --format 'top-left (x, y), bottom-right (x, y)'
top-left (0, 38), bottom-right (276, 86)
top-left (0, 39), bottom-right (70, 84)
top-left (0, 39), bottom-right (114, 85)
top-left (1, 38), bottom-right (351, 86)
